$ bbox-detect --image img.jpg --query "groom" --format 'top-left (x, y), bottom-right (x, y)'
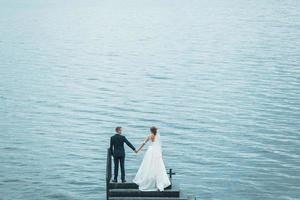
top-left (110, 126), bottom-right (137, 183)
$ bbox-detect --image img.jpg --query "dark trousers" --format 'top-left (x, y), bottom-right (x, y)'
top-left (113, 156), bottom-right (125, 181)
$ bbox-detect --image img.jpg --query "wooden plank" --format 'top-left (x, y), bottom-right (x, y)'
top-left (109, 189), bottom-right (180, 198)
top-left (109, 197), bottom-right (187, 200)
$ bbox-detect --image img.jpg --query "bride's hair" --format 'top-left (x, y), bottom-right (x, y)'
top-left (150, 126), bottom-right (157, 135)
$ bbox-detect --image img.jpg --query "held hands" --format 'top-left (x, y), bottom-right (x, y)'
top-left (135, 142), bottom-right (145, 154)
top-left (134, 140), bottom-right (147, 154)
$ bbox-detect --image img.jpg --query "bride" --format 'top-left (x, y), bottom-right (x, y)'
top-left (133, 126), bottom-right (171, 191)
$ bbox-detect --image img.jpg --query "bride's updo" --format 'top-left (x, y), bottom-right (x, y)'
top-left (150, 126), bottom-right (157, 135)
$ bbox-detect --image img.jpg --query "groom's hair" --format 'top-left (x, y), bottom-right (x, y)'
top-left (150, 126), bottom-right (157, 135)
top-left (115, 126), bottom-right (122, 132)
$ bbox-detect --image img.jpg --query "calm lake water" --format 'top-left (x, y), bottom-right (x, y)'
top-left (1, 0), bottom-right (300, 199)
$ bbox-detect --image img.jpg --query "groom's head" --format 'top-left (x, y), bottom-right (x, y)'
top-left (115, 126), bottom-right (122, 134)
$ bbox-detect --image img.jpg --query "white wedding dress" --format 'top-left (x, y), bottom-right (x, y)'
top-left (133, 133), bottom-right (171, 191)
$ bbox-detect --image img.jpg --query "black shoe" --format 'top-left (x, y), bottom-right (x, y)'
top-left (112, 179), bottom-right (117, 183)
top-left (122, 180), bottom-right (126, 183)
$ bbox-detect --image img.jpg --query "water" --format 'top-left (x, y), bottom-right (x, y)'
top-left (1, 0), bottom-right (300, 199)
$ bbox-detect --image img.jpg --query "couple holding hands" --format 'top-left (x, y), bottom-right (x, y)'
top-left (109, 126), bottom-right (171, 191)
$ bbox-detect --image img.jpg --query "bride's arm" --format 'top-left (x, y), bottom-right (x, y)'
top-left (136, 135), bottom-right (150, 153)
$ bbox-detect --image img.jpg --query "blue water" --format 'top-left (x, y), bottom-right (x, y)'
top-left (1, 0), bottom-right (300, 199)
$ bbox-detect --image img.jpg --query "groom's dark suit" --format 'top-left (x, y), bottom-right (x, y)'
top-left (110, 134), bottom-right (135, 181)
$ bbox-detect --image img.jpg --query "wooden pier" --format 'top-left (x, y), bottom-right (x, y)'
top-left (106, 148), bottom-right (194, 200)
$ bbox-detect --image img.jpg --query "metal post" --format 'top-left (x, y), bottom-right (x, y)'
top-left (167, 168), bottom-right (176, 189)
top-left (106, 148), bottom-right (112, 200)
top-left (168, 168), bottom-right (176, 179)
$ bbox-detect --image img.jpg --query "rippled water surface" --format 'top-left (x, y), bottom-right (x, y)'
top-left (1, 0), bottom-right (300, 199)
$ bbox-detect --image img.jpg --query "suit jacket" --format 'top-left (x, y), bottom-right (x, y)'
top-left (110, 134), bottom-right (135, 157)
